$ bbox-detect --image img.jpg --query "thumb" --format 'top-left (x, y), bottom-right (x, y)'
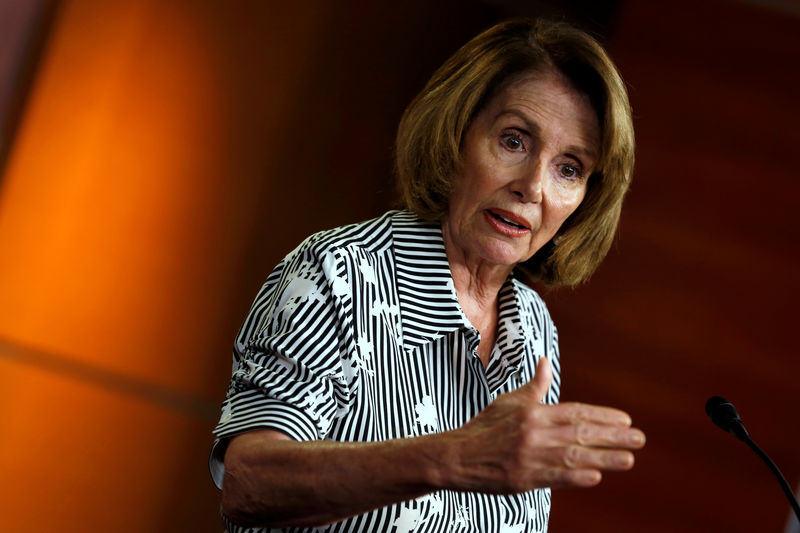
top-left (523, 357), bottom-right (552, 403)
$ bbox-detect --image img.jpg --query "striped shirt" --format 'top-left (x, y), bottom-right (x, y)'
top-left (210, 210), bottom-right (562, 532)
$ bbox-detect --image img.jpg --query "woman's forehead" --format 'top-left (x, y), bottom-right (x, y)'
top-left (483, 70), bottom-right (601, 155)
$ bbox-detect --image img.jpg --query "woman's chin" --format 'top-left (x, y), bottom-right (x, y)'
top-left (444, 226), bottom-right (538, 271)
top-left (472, 239), bottom-right (534, 269)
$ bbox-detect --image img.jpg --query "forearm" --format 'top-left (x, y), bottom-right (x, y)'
top-left (221, 430), bottom-right (451, 528)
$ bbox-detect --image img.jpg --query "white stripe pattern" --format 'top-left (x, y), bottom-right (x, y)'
top-left (211, 210), bottom-right (561, 532)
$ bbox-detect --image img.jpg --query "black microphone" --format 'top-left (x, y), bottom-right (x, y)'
top-left (705, 396), bottom-right (749, 441)
top-left (705, 396), bottom-right (800, 522)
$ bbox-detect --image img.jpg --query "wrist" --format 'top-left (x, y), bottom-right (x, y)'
top-left (410, 430), bottom-right (458, 492)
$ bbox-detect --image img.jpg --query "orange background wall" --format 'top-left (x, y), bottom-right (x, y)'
top-left (0, 1), bottom-right (797, 531)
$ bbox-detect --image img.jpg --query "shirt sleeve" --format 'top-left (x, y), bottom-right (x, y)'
top-left (209, 243), bottom-right (355, 488)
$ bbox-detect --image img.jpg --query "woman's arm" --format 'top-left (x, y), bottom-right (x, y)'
top-left (221, 358), bottom-right (645, 528)
top-left (221, 428), bottom-right (449, 527)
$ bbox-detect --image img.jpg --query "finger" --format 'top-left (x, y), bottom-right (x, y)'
top-left (523, 464), bottom-right (605, 489)
top-left (547, 468), bottom-right (602, 489)
top-left (546, 401), bottom-right (634, 427)
top-left (544, 445), bottom-right (635, 472)
top-left (542, 423), bottom-right (646, 449)
top-left (521, 357), bottom-right (552, 402)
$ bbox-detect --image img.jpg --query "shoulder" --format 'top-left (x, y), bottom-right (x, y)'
top-left (297, 211), bottom-right (399, 259)
top-left (262, 211), bottom-right (398, 286)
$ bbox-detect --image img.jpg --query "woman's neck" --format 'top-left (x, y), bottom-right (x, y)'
top-left (443, 229), bottom-right (514, 368)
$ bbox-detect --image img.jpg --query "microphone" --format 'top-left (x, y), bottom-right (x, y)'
top-left (705, 396), bottom-right (749, 441)
top-left (705, 396), bottom-right (800, 522)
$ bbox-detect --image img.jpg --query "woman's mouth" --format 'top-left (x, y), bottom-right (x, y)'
top-left (484, 209), bottom-right (531, 236)
top-left (488, 209), bottom-right (530, 228)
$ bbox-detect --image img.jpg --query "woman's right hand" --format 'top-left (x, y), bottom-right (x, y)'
top-left (442, 357), bottom-right (646, 492)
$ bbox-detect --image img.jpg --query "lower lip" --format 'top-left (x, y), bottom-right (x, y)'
top-left (483, 211), bottom-right (529, 237)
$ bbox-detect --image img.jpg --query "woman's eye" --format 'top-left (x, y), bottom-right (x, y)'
top-left (501, 133), bottom-right (524, 151)
top-left (558, 164), bottom-right (582, 179)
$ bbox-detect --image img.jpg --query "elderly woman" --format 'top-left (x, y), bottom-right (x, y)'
top-left (211, 18), bottom-right (644, 532)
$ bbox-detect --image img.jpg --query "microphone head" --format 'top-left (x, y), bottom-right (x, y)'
top-left (706, 396), bottom-right (748, 440)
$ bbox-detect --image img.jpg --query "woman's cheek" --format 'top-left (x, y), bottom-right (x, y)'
top-left (548, 181), bottom-right (586, 211)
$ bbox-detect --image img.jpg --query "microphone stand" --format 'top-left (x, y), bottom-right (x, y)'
top-left (736, 432), bottom-right (800, 522)
top-left (724, 413), bottom-right (800, 522)
top-left (706, 397), bottom-right (800, 523)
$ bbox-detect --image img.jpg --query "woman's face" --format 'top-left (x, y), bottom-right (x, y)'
top-left (443, 68), bottom-right (600, 271)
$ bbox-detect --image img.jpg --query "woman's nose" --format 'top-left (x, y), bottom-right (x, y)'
top-left (511, 161), bottom-right (544, 203)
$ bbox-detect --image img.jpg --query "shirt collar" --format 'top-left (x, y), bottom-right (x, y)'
top-left (390, 210), bottom-right (472, 351)
top-left (488, 279), bottom-right (528, 384)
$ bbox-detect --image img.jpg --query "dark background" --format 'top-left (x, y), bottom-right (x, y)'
top-left (0, 0), bottom-right (798, 531)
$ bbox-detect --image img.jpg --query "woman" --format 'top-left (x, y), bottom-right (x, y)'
top-left (211, 18), bottom-right (644, 532)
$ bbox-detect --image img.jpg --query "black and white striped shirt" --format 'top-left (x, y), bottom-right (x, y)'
top-left (211, 210), bottom-right (561, 532)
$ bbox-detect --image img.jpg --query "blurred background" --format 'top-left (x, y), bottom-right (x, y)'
top-left (1, 0), bottom-right (798, 531)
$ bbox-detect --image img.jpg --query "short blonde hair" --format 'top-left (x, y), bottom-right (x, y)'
top-left (395, 19), bottom-right (635, 286)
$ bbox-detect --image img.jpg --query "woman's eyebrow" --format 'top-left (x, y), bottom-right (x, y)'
top-left (565, 145), bottom-right (598, 163)
top-left (495, 109), bottom-right (541, 135)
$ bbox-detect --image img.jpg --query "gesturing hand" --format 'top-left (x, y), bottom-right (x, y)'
top-left (444, 357), bottom-right (645, 493)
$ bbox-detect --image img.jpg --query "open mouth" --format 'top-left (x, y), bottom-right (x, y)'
top-left (488, 210), bottom-right (529, 230)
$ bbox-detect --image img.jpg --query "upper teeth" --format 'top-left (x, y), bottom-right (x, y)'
top-left (497, 214), bottom-right (523, 228)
